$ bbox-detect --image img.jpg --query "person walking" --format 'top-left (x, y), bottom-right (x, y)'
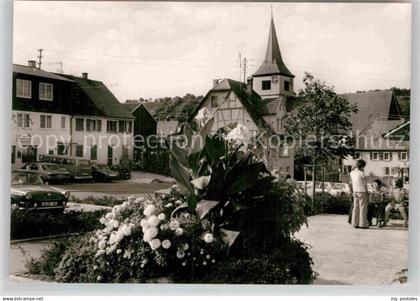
top-left (349, 159), bottom-right (369, 229)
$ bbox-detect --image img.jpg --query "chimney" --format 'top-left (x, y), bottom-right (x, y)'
top-left (82, 72), bottom-right (88, 79)
top-left (213, 79), bottom-right (219, 88)
top-left (28, 60), bottom-right (36, 68)
top-left (246, 77), bottom-right (253, 94)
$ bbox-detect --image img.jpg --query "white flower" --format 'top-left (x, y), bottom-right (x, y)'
top-left (160, 223), bottom-right (169, 231)
top-left (99, 217), bottom-right (106, 224)
top-left (182, 262), bottom-right (186, 267)
top-left (93, 265), bottom-right (98, 270)
top-left (203, 233), bottom-right (214, 244)
top-left (149, 238), bottom-right (161, 250)
top-left (143, 204), bottom-right (156, 217)
top-left (182, 243), bottom-right (189, 251)
top-left (176, 250), bottom-right (185, 259)
top-left (169, 220), bottom-right (180, 231)
top-left (116, 249), bottom-right (122, 254)
top-left (147, 215), bottom-right (160, 227)
top-left (162, 239), bottom-right (171, 249)
top-left (203, 261), bottom-right (207, 266)
top-left (165, 203), bottom-right (173, 208)
top-left (97, 276), bottom-right (102, 281)
top-left (112, 220), bottom-right (119, 229)
top-left (158, 213), bottom-right (166, 221)
top-left (116, 231), bottom-right (124, 241)
top-left (175, 200), bottom-right (183, 205)
top-left (98, 240), bottom-right (106, 250)
top-left (123, 250), bottom-right (132, 259)
top-left (143, 226), bottom-right (158, 242)
top-left (140, 219), bottom-right (149, 229)
top-left (206, 254), bottom-right (211, 259)
top-left (105, 212), bottom-right (114, 220)
top-left (225, 124), bottom-right (251, 146)
top-left (121, 224), bottom-right (132, 236)
top-left (108, 233), bottom-right (117, 245)
top-left (135, 197), bottom-right (145, 203)
top-left (212, 259), bottom-right (216, 263)
top-left (175, 228), bottom-right (184, 236)
top-left (96, 250), bottom-right (105, 257)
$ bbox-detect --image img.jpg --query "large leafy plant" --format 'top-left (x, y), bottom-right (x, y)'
top-left (169, 115), bottom-right (306, 253)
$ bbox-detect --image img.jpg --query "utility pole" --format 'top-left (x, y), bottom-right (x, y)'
top-left (238, 52), bottom-right (242, 83)
top-left (37, 48), bottom-right (43, 70)
top-left (242, 57), bottom-right (247, 83)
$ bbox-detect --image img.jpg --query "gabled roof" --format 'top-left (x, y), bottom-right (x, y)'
top-left (13, 64), bottom-right (74, 82)
top-left (341, 90), bottom-right (402, 133)
top-left (384, 121), bottom-right (410, 140)
top-left (253, 17), bottom-right (294, 78)
top-left (358, 120), bottom-right (408, 150)
top-left (60, 74), bottom-right (134, 119)
top-left (188, 78), bottom-right (274, 133)
top-left (122, 102), bottom-right (141, 113)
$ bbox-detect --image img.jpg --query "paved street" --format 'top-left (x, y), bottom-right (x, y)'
top-left (56, 171), bottom-right (174, 201)
top-left (295, 214), bottom-right (408, 285)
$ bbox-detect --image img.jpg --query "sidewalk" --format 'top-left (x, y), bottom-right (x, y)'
top-left (295, 214), bottom-right (408, 285)
top-left (127, 171), bottom-right (176, 185)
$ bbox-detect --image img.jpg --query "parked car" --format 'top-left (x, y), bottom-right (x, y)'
top-left (39, 154), bottom-right (93, 181)
top-left (11, 170), bottom-right (70, 213)
top-left (110, 164), bottom-right (131, 180)
top-left (297, 181), bottom-right (350, 196)
top-left (22, 162), bottom-right (71, 184)
top-left (92, 164), bottom-right (119, 182)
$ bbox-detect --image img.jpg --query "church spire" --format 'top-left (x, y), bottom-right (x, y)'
top-left (253, 14), bottom-right (294, 78)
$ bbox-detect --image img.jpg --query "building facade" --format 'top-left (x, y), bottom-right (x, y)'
top-left (12, 62), bottom-right (134, 168)
top-left (187, 15), bottom-right (296, 177)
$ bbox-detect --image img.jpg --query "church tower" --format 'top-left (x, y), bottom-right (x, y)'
top-left (252, 15), bottom-right (294, 99)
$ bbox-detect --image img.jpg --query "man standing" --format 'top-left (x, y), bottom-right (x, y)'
top-left (350, 159), bottom-right (369, 229)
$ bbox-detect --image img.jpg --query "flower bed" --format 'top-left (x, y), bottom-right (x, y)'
top-left (29, 115), bottom-right (316, 284)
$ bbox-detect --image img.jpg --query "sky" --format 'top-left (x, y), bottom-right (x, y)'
top-left (13, 2), bottom-right (412, 102)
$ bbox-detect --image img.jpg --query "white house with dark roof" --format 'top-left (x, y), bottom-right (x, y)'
top-left (59, 73), bottom-right (135, 165)
top-left (12, 62), bottom-right (135, 168)
top-left (12, 61), bottom-right (74, 168)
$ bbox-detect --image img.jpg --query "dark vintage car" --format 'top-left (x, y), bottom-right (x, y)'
top-left (92, 164), bottom-right (119, 182)
top-left (22, 162), bottom-right (72, 184)
top-left (11, 170), bottom-right (70, 213)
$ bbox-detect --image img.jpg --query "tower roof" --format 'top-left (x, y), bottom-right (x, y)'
top-left (253, 16), bottom-right (294, 78)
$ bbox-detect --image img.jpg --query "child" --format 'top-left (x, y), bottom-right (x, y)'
top-left (367, 179), bottom-right (386, 227)
top-left (384, 178), bottom-right (408, 227)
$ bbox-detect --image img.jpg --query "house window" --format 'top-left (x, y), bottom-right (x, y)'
top-left (284, 80), bottom-right (290, 91)
top-left (127, 121), bottom-right (132, 133)
top-left (16, 79), bottom-right (31, 99)
top-left (97, 120), bottom-right (102, 132)
top-left (61, 116), bottom-right (66, 129)
top-left (76, 145), bottom-right (84, 157)
top-left (76, 118), bottom-right (84, 131)
top-left (23, 114), bottom-right (30, 128)
top-left (262, 80), bottom-right (271, 90)
top-left (118, 120), bottom-right (125, 133)
top-left (398, 151), bottom-right (408, 161)
top-left (57, 142), bottom-right (67, 155)
top-left (40, 115), bottom-right (52, 129)
top-left (11, 146), bottom-right (16, 164)
top-left (86, 119), bottom-right (96, 132)
top-left (39, 83), bottom-right (53, 101)
top-left (384, 167), bottom-right (390, 175)
top-left (16, 114), bottom-right (23, 127)
top-left (107, 120), bottom-right (117, 133)
top-left (90, 145), bottom-right (97, 161)
top-left (383, 152), bottom-right (392, 161)
top-left (211, 96), bottom-right (218, 108)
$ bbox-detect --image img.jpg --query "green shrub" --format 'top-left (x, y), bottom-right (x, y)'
top-left (70, 196), bottom-right (124, 207)
top-left (11, 210), bottom-right (106, 240)
top-left (307, 193), bottom-right (352, 216)
top-left (26, 238), bottom-right (71, 276)
top-left (195, 238), bottom-right (316, 284)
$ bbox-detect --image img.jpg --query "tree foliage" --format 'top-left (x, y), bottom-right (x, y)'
top-left (282, 73), bottom-right (358, 164)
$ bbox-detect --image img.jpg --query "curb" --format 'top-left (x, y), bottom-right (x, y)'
top-left (10, 273), bottom-right (54, 283)
top-left (10, 232), bottom-right (80, 244)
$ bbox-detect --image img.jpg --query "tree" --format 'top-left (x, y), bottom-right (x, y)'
top-left (282, 73), bottom-right (358, 197)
